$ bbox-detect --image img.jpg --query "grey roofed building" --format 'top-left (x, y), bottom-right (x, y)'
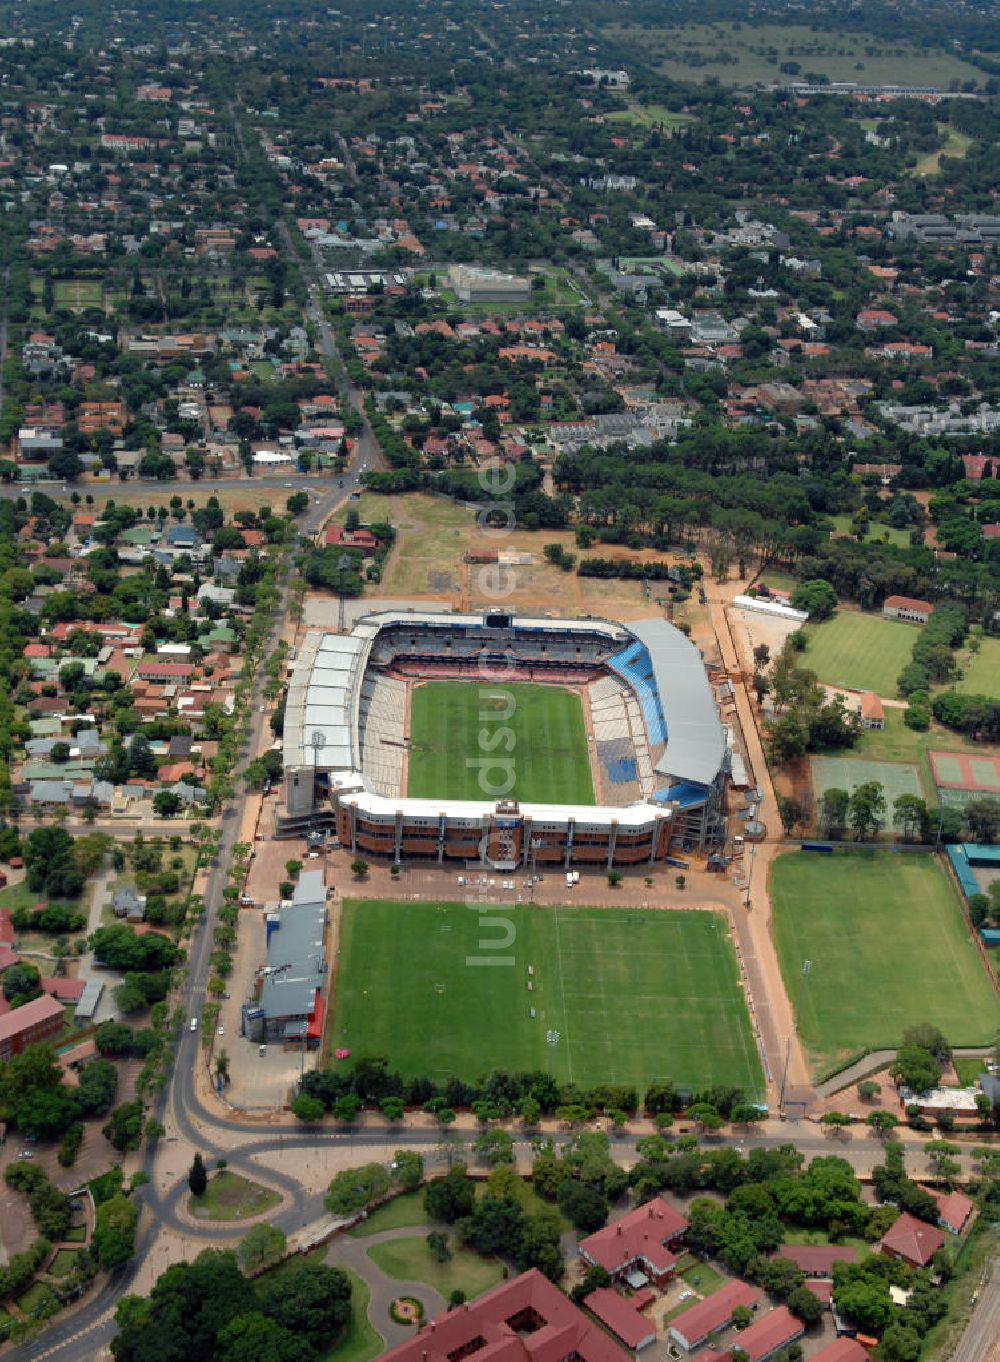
top-left (627, 618), bottom-right (728, 788)
top-left (28, 779), bottom-right (73, 805)
top-left (113, 887), bottom-right (146, 920)
top-left (252, 870), bottom-right (328, 1042)
top-left (168, 735), bottom-right (193, 758)
top-left (74, 978), bottom-right (104, 1023)
top-left (170, 780), bottom-right (207, 805)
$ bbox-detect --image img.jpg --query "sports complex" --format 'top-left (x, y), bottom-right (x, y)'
top-left (278, 609), bottom-right (732, 868)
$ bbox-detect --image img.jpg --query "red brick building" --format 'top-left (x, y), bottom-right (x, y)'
top-left (579, 1198), bottom-right (688, 1284)
top-left (378, 1269), bottom-right (629, 1362)
top-left (0, 993), bottom-right (64, 1061)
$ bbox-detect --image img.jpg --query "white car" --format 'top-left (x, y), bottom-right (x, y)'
top-left (190, 1017), bottom-right (198, 1031)
top-left (217, 1026), bottom-right (225, 1037)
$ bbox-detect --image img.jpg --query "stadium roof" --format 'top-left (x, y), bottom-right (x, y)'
top-left (283, 629), bottom-right (376, 773)
top-left (628, 619), bottom-right (728, 787)
top-left (333, 781), bottom-right (671, 830)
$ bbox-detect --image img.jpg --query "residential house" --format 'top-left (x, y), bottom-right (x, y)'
top-left (579, 1198), bottom-right (688, 1285)
top-left (882, 595), bottom-right (933, 624)
top-left (879, 1212), bottom-right (946, 1269)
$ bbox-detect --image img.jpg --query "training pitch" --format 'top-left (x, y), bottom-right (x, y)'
top-left (407, 681), bottom-right (595, 804)
top-left (332, 900), bottom-right (764, 1097)
top-left (801, 612), bottom-right (916, 697)
top-left (770, 852), bottom-right (1000, 1078)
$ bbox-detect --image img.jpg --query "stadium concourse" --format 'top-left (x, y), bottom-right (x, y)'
top-left (275, 608), bottom-right (733, 870)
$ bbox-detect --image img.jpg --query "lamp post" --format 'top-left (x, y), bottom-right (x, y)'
top-left (337, 553), bottom-right (353, 634)
top-left (546, 1028), bottom-right (560, 1080)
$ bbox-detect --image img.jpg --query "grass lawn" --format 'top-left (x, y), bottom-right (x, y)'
top-left (333, 901), bottom-right (763, 1096)
top-left (780, 1227), bottom-right (870, 1258)
top-left (801, 612), bottom-right (916, 696)
top-left (349, 1190), bottom-right (427, 1238)
top-left (188, 1171), bottom-right (281, 1221)
top-left (915, 126), bottom-right (973, 176)
top-left (952, 1056), bottom-right (987, 1086)
top-left (599, 20), bottom-right (985, 89)
top-left (853, 708), bottom-right (993, 808)
top-left (47, 1249), bottom-right (79, 1279)
top-left (64, 1225), bottom-right (87, 1243)
top-left (955, 637), bottom-right (1000, 700)
top-left (16, 1282), bottom-right (58, 1316)
top-left (320, 1266), bottom-right (383, 1362)
top-left (770, 852), bottom-right (1000, 1079)
top-left (829, 513), bottom-right (911, 548)
top-left (366, 1236), bottom-right (504, 1300)
top-left (407, 681), bottom-right (595, 805)
top-left (606, 102), bottom-right (694, 132)
top-left (678, 1258), bottom-right (725, 1295)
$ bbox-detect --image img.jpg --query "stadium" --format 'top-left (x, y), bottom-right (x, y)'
top-left (276, 609), bottom-right (731, 869)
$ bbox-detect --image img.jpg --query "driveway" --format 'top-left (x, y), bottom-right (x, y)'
top-left (326, 1225), bottom-right (447, 1348)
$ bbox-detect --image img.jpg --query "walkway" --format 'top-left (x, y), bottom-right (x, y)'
top-left (815, 1046), bottom-right (994, 1099)
top-left (326, 1225), bottom-right (447, 1349)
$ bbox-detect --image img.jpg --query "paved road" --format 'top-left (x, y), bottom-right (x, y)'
top-left (328, 1226), bottom-right (446, 1349)
top-left (951, 1255), bottom-right (1000, 1362)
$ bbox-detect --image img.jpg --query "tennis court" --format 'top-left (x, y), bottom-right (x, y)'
top-left (811, 755), bottom-right (924, 807)
top-left (929, 750), bottom-right (1000, 792)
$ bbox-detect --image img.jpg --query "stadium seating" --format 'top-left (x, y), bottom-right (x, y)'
top-left (608, 642), bottom-right (668, 747)
top-left (358, 674), bottom-right (407, 796)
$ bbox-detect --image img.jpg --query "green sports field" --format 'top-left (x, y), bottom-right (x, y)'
top-left (770, 852), bottom-right (1000, 1079)
top-left (332, 901), bottom-right (764, 1097)
top-left (407, 681), bottom-right (595, 804)
top-left (801, 612), bottom-right (916, 696)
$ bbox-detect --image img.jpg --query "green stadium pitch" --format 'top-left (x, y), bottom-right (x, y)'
top-left (406, 681), bottom-right (595, 805)
top-left (771, 851), bottom-right (1000, 1081)
top-left (331, 900), bottom-right (764, 1098)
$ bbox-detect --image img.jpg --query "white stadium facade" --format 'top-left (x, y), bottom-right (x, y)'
top-left (276, 609), bottom-right (731, 870)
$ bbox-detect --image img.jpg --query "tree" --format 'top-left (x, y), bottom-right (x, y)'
top-left (848, 781), bottom-right (886, 840)
top-left (215, 1312), bottom-right (300, 1362)
top-left (893, 794), bottom-right (927, 842)
top-left (891, 1046), bottom-right (941, 1095)
top-left (427, 1230), bottom-right (451, 1262)
top-left (255, 1258), bottom-right (352, 1349)
top-left (153, 790), bottom-right (183, 818)
top-left (189, 1151), bottom-right (209, 1198)
top-left (350, 858), bottom-right (369, 879)
top-left (557, 1179), bottom-right (609, 1232)
top-left (474, 1129), bottom-right (515, 1167)
top-left (93, 1192), bottom-right (138, 1269)
top-left (858, 1080), bottom-right (881, 1103)
top-left (786, 1283), bottom-right (823, 1328)
top-left (687, 1103), bottom-right (724, 1133)
top-left (790, 579), bottom-right (837, 620)
top-left (392, 1150), bottom-right (423, 1191)
top-left (291, 1089), bottom-right (326, 1122)
top-left (424, 1165), bottom-right (476, 1223)
top-left (238, 1224), bottom-right (286, 1275)
top-left (324, 1162), bottom-right (391, 1216)
top-left (777, 796), bottom-right (803, 835)
top-left (332, 1093), bottom-right (362, 1124)
top-left (866, 1111), bottom-right (899, 1137)
top-left (3, 962), bottom-right (41, 1004)
top-left (819, 787), bottom-right (850, 837)
top-left (103, 1099), bottom-right (145, 1152)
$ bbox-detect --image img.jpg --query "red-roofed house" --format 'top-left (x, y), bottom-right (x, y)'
top-left (879, 1212), bottom-right (946, 1268)
top-left (0, 909), bottom-right (15, 945)
top-left (324, 524), bottom-right (380, 555)
top-left (723, 1306), bottom-right (803, 1362)
top-left (931, 1188), bottom-right (975, 1236)
top-left (882, 595), bottom-right (933, 624)
top-left (669, 1281), bottom-right (761, 1352)
top-left (859, 692), bottom-right (884, 730)
top-left (580, 1198), bottom-right (688, 1284)
top-left (961, 454), bottom-right (996, 482)
top-left (584, 1288), bottom-right (656, 1350)
top-left (378, 1268), bottom-right (629, 1362)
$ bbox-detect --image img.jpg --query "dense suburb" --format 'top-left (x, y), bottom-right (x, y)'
top-left (770, 852), bottom-right (1000, 1077)
top-left (406, 681), bottom-right (595, 804)
top-left (332, 900), bottom-right (764, 1097)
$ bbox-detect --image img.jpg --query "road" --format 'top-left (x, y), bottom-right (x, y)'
top-left (952, 1255), bottom-right (1000, 1362)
